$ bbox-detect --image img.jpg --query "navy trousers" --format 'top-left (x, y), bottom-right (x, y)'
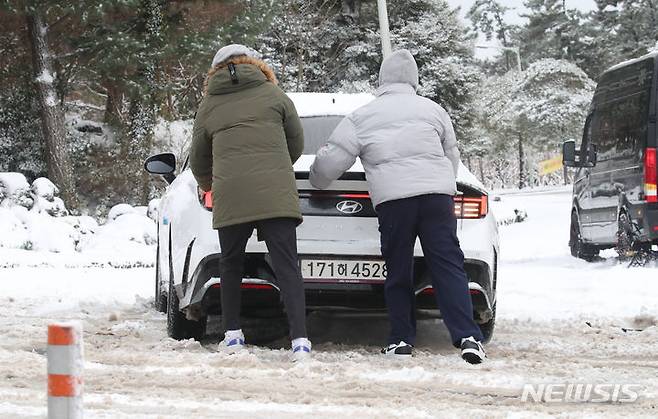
top-left (376, 194), bottom-right (484, 347)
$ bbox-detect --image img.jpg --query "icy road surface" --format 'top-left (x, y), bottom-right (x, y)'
top-left (1, 188), bottom-right (657, 418)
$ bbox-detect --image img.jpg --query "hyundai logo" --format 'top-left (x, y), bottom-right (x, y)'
top-left (336, 200), bottom-right (363, 214)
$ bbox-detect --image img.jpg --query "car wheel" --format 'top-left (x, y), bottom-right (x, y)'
top-left (154, 243), bottom-right (167, 313)
top-left (479, 303), bottom-right (496, 344)
top-left (167, 275), bottom-right (206, 341)
top-left (570, 211), bottom-right (599, 262)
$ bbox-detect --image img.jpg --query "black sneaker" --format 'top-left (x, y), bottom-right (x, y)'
top-left (381, 341), bottom-right (414, 357)
top-left (460, 336), bottom-right (486, 364)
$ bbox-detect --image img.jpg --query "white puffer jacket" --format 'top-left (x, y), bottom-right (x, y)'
top-left (309, 49), bottom-right (460, 207)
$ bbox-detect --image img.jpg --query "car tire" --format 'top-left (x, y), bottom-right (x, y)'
top-left (167, 275), bottom-right (206, 341)
top-left (154, 243), bottom-right (167, 313)
top-left (479, 303), bottom-right (496, 344)
top-left (570, 211), bottom-right (599, 262)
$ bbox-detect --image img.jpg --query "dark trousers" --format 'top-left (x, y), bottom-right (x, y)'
top-left (376, 194), bottom-right (483, 347)
top-left (217, 218), bottom-right (307, 339)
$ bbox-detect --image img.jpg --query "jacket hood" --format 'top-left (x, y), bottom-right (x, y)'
top-left (207, 63), bottom-right (268, 95)
top-left (378, 49), bottom-right (419, 90)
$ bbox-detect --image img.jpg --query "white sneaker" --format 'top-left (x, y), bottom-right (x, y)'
top-left (460, 336), bottom-right (486, 364)
top-left (219, 329), bottom-right (245, 354)
top-left (381, 341), bottom-right (414, 357)
top-left (291, 337), bottom-right (312, 362)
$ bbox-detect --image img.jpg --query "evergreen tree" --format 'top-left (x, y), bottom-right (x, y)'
top-left (475, 59), bottom-right (595, 188)
top-left (517, 0), bottom-right (596, 77)
top-left (467, 0), bottom-right (518, 73)
top-left (588, 0), bottom-right (658, 77)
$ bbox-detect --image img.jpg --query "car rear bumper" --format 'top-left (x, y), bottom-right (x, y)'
top-left (181, 253), bottom-right (495, 325)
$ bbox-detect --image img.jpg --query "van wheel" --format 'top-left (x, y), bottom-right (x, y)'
top-left (614, 211), bottom-right (649, 260)
top-left (167, 276), bottom-right (206, 341)
top-left (570, 211), bottom-right (599, 261)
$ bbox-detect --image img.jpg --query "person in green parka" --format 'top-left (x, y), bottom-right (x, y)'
top-left (190, 44), bottom-right (311, 361)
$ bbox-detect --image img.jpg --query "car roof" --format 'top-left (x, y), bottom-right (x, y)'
top-left (287, 92), bottom-right (375, 118)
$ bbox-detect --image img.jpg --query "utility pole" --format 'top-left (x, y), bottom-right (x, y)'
top-left (377, 0), bottom-right (392, 58)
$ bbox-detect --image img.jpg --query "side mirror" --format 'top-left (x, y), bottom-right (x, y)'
top-left (562, 140), bottom-right (597, 168)
top-left (563, 140), bottom-right (577, 167)
top-left (144, 153), bottom-right (176, 184)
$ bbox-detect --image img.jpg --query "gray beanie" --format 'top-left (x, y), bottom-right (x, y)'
top-left (211, 44), bottom-right (262, 68)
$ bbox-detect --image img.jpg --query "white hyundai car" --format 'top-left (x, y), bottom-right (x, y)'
top-left (145, 93), bottom-right (499, 343)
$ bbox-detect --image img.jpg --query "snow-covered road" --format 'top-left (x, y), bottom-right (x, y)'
top-left (1, 188), bottom-right (657, 418)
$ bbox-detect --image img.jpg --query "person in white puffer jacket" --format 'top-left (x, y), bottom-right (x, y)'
top-left (310, 49), bottom-right (486, 364)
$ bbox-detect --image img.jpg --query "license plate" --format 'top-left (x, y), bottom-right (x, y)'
top-left (301, 259), bottom-right (387, 282)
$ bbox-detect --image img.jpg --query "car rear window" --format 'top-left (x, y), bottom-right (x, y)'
top-left (301, 116), bottom-right (345, 154)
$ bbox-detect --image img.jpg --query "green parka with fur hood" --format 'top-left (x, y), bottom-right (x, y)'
top-left (190, 62), bottom-right (304, 229)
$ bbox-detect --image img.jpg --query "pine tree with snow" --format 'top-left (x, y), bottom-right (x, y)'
top-left (475, 58), bottom-right (595, 188)
top-left (467, 0), bottom-right (519, 73)
top-left (587, 0), bottom-right (658, 76)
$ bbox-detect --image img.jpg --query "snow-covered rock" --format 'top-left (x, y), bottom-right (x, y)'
top-left (107, 203), bottom-right (136, 221)
top-left (29, 177), bottom-right (68, 217)
top-left (31, 177), bottom-right (59, 200)
top-left (0, 172), bottom-right (33, 209)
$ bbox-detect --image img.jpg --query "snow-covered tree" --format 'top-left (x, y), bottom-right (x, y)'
top-left (586, 0), bottom-right (658, 77)
top-left (467, 0), bottom-right (519, 73)
top-left (509, 0), bottom-right (604, 82)
top-left (25, 8), bottom-right (79, 209)
top-left (475, 59), bottom-right (595, 188)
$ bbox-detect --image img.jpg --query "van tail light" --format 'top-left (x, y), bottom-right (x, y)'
top-left (644, 147), bottom-right (657, 203)
top-left (454, 195), bottom-right (488, 219)
top-left (199, 190), bottom-right (213, 211)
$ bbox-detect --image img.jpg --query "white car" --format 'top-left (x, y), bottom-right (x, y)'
top-left (145, 93), bottom-right (499, 343)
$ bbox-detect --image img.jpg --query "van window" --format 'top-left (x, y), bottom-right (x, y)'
top-left (590, 59), bottom-right (653, 162)
top-left (580, 113), bottom-right (593, 162)
top-left (592, 91), bottom-right (649, 161)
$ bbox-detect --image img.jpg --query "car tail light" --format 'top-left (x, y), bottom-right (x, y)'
top-left (644, 147), bottom-right (657, 203)
top-left (211, 283), bottom-right (274, 290)
top-left (338, 193), bottom-right (370, 199)
top-left (454, 195), bottom-right (488, 219)
top-left (199, 190), bottom-right (213, 211)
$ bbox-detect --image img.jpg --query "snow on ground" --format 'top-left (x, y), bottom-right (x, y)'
top-left (1, 188), bottom-right (657, 418)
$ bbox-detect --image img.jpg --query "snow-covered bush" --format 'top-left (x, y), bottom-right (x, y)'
top-left (147, 198), bottom-right (160, 221)
top-left (107, 203), bottom-right (136, 221)
top-left (0, 172), bottom-right (33, 209)
top-left (80, 203), bottom-right (157, 253)
top-left (491, 197), bottom-right (528, 226)
top-left (0, 207), bottom-right (30, 249)
top-left (14, 209), bottom-right (78, 253)
top-left (31, 177), bottom-right (68, 217)
top-left (0, 172), bottom-right (157, 254)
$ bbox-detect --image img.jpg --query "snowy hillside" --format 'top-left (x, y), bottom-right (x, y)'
top-left (1, 187), bottom-right (656, 418)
